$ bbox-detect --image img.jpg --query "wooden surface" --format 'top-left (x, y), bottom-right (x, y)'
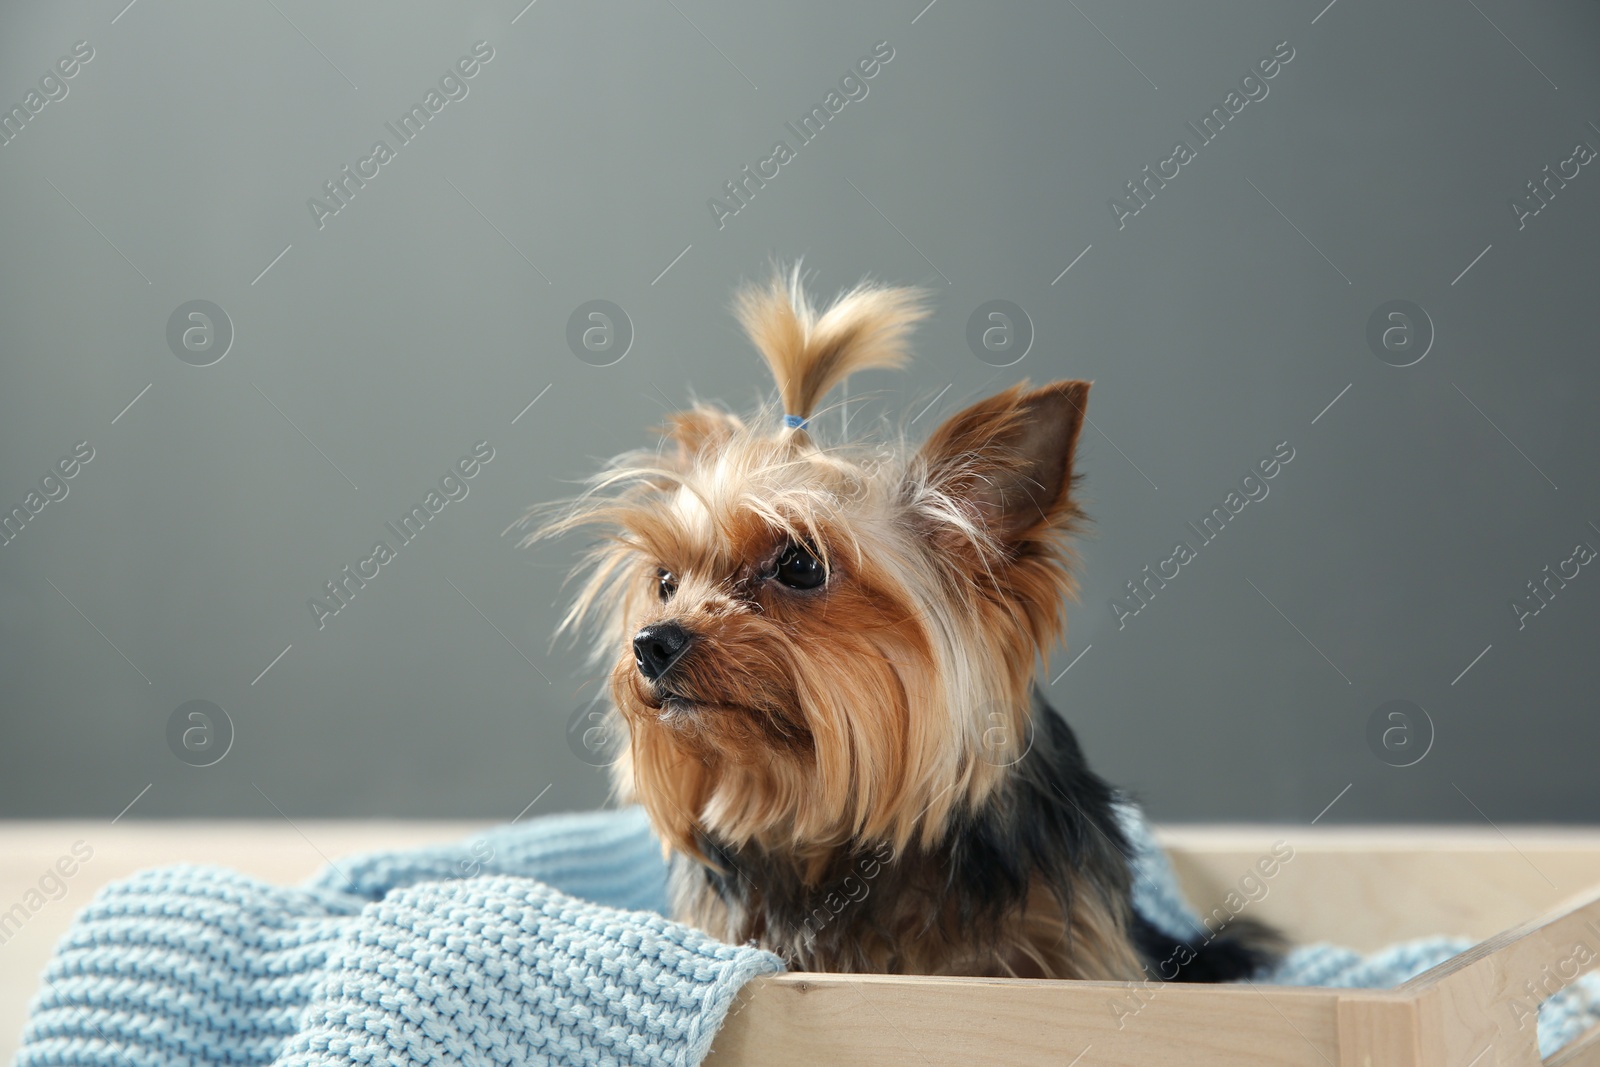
top-left (1335, 993), bottom-right (1421, 1067)
top-left (2, 822), bottom-right (1599, 1066)
top-left (706, 972), bottom-right (1348, 1067)
top-left (1156, 825), bottom-right (1600, 951)
top-left (1400, 888), bottom-right (1600, 1067)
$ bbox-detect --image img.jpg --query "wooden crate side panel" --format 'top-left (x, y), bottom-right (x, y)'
top-left (1404, 891), bottom-right (1600, 1067)
top-left (1336, 995), bottom-right (1421, 1067)
top-left (704, 973), bottom-right (1344, 1067)
top-left (1159, 830), bottom-right (1600, 952)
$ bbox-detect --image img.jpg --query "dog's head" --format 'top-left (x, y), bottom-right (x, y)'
top-left (529, 269), bottom-right (1090, 859)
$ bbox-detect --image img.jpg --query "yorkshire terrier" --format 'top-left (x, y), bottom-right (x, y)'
top-left (528, 269), bottom-right (1281, 981)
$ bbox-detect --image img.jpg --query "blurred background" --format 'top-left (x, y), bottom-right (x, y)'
top-left (1, 0), bottom-right (1597, 826)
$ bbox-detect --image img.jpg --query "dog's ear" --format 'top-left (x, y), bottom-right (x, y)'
top-left (658, 405), bottom-right (744, 469)
top-left (916, 380), bottom-right (1090, 548)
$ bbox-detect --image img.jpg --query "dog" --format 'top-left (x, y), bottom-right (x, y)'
top-left (527, 268), bottom-right (1281, 980)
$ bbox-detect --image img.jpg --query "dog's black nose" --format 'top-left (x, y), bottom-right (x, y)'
top-left (633, 621), bottom-right (693, 682)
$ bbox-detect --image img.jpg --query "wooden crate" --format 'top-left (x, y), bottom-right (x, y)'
top-left (706, 826), bottom-right (1600, 1067)
top-left (6, 823), bottom-right (1599, 1066)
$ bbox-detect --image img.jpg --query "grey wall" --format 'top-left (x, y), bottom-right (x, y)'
top-left (2, 0), bottom-right (1597, 826)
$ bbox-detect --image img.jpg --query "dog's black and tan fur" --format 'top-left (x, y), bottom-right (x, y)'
top-left (672, 693), bottom-right (1279, 979)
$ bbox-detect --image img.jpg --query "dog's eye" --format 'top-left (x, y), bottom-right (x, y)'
top-left (772, 543), bottom-right (826, 590)
top-left (657, 569), bottom-right (678, 602)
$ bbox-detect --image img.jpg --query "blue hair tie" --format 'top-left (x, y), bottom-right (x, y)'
top-left (782, 413), bottom-right (808, 430)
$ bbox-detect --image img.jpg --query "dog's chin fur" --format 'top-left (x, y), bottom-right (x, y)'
top-left (524, 265), bottom-right (1283, 981)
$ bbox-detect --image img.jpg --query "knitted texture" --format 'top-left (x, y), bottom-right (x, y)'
top-left (17, 805), bottom-right (1600, 1065)
top-left (18, 809), bottom-right (777, 1067)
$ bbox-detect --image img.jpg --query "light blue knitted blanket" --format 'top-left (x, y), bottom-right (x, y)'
top-left (16, 806), bottom-right (1600, 1066)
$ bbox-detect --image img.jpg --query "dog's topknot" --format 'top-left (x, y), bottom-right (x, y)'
top-left (735, 265), bottom-right (929, 428)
